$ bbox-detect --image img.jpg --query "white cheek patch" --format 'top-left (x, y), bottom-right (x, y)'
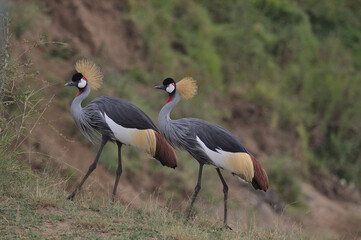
top-left (166, 84), bottom-right (175, 93)
top-left (78, 78), bottom-right (87, 88)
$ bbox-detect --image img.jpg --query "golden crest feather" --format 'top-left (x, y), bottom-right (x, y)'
top-left (176, 77), bottom-right (198, 99)
top-left (75, 59), bottom-right (103, 90)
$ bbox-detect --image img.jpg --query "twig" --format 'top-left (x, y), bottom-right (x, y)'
top-left (14, 41), bottom-right (67, 62)
top-left (122, 191), bottom-right (144, 215)
top-left (0, 14), bottom-right (10, 94)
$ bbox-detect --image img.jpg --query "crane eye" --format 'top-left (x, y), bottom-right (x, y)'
top-left (78, 78), bottom-right (87, 88)
top-left (166, 83), bottom-right (175, 93)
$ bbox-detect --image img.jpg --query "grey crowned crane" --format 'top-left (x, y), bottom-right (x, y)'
top-left (65, 59), bottom-right (177, 201)
top-left (155, 77), bottom-right (269, 229)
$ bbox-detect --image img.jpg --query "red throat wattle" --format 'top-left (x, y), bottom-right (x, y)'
top-left (76, 90), bottom-right (83, 97)
top-left (167, 95), bottom-right (172, 103)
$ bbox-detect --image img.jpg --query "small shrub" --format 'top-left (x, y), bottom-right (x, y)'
top-left (266, 155), bottom-right (302, 205)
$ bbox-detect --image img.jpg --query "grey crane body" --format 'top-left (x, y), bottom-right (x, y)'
top-left (159, 91), bottom-right (249, 166)
top-left (71, 86), bottom-right (158, 145)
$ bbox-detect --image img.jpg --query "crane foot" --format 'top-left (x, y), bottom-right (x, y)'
top-left (67, 192), bottom-right (76, 200)
top-left (224, 225), bottom-right (232, 231)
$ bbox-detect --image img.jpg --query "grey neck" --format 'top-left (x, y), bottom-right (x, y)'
top-left (71, 86), bottom-right (90, 120)
top-left (158, 91), bottom-right (181, 127)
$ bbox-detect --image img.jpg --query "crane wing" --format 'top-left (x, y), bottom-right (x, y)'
top-left (87, 96), bottom-right (158, 131)
top-left (186, 118), bottom-right (248, 153)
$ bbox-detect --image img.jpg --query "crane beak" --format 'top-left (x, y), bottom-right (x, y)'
top-left (65, 82), bottom-right (76, 87)
top-left (154, 85), bottom-right (166, 90)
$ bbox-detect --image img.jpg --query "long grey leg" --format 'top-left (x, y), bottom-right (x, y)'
top-left (186, 163), bottom-right (204, 220)
top-left (67, 136), bottom-right (108, 200)
top-left (112, 141), bottom-right (123, 202)
top-left (216, 168), bottom-right (231, 230)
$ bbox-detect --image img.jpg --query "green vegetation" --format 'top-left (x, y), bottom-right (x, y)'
top-left (125, 0), bottom-right (361, 188)
top-left (266, 156), bottom-right (302, 205)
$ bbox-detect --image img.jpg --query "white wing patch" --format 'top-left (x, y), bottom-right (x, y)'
top-left (103, 113), bottom-right (157, 156)
top-left (104, 112), bottom-right (136, 145)
top-left (196, 136), bottom-right (232, 170)
top-left (196, 136), bottom-right (254, 181)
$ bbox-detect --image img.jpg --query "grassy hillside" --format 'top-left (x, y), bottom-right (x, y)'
top-left (2, 0), bottom-right (361, 238)
top-left (0, 164), bottom-right (302, 239)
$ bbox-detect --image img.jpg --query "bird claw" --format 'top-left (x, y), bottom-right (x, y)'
top-left (224, 225), bottom-right (232, 231)
top-left (186, 208), bottom-right (197, 221)
top-left (67, 192), bottom-right (76, 200)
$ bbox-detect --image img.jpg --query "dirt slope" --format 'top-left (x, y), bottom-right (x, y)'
top-left (45, 0), bottom-right (142, 71)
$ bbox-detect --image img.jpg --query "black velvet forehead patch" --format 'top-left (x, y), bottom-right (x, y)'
top-left (163, 77), bottom-right (175, 85)
top-left (72, 73), bottom-right (83, 82)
